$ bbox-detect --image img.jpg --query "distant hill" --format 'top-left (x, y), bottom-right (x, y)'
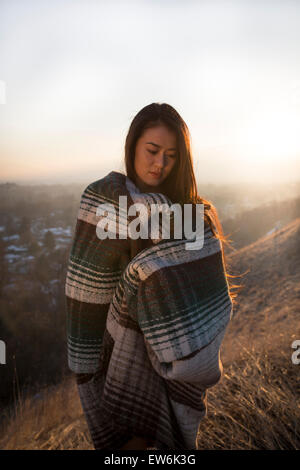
top-left (222, 196), bottom-right (300, 250)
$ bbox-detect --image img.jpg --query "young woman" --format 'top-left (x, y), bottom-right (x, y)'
top-left (65, 103), bottom-right (239, 450)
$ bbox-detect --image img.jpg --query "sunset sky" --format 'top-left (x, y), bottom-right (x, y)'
top-left (1, 0), bottom-right (300, 185)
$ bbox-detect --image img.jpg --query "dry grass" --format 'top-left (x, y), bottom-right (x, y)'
top-left (197, 337), bottom-right (300, 450)
top-left (0, 374), bottom-right (94, 450)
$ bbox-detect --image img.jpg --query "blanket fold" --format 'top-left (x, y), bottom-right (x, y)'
top-left (65, 170), bottom-right (233, 449)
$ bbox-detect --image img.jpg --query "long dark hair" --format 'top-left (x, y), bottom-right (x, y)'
top-left (123, 102), bottom-right (242, 305)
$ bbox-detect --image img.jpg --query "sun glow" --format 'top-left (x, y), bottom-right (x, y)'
top-left (237, 109), bottom-right (300, 161)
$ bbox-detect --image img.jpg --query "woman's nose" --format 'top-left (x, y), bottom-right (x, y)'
top-left (155, 152), bottom-right (167, 168)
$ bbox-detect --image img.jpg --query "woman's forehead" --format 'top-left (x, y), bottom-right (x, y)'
top-left (141, 125), bottom-right (177, 147)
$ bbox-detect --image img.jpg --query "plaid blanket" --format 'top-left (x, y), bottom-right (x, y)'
top-left (65, 171), bottom-right (233, 450)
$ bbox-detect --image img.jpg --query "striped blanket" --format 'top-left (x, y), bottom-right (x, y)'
top-left (65, 171), bottom-right (233, 450)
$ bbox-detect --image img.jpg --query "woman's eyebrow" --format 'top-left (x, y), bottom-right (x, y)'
top-left (146, 141), bottom-right (176, 151)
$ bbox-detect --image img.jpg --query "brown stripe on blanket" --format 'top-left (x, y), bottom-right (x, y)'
top-left (165, 379), bottom-right (207, 411)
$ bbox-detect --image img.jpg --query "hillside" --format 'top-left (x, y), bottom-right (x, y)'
top-left (222, 216), bottom-right (300, 363)
top-left (0, 218), bottom-right (299, 450)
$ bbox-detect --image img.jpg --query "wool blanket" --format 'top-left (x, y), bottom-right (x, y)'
top-left (65, 171), bottom-right (233, 450)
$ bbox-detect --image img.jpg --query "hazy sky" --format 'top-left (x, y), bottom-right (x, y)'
top-left (1, 0), bottom-right (300, 185)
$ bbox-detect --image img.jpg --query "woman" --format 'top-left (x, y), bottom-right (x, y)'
top-left (65, 103), bottom-right (239, 450)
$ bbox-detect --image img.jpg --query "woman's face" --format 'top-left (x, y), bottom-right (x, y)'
top-left (134, 125), bottom-right (177, 192)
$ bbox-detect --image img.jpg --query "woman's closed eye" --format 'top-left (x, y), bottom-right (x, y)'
top-left (147, 150), bottom-right (176, 158)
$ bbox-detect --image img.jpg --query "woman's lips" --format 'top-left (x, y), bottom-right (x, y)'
top-left (149, 171), bottom-right (161, 179)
